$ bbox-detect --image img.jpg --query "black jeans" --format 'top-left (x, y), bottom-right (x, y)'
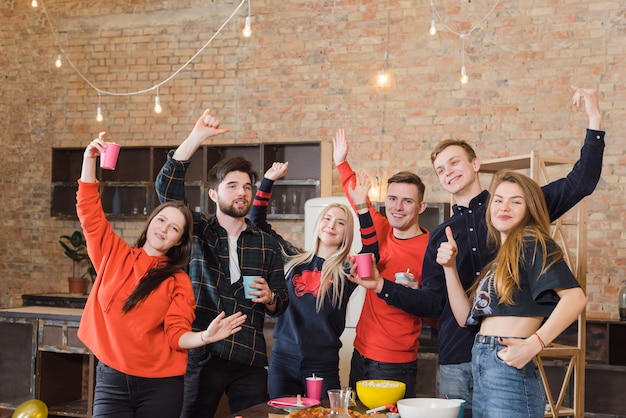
top-left (181, 347), bottom-right (269, 418)
top-left (348, 349), bottom-right (417, 399)
top-left (93, 362), bottom-right (184, 418)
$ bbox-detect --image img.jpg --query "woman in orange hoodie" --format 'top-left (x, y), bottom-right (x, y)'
top-left (76, 132), bottom-right (247, 418)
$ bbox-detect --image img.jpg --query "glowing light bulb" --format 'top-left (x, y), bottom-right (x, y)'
top-left (96, 106), bottom-right (103, 122)
top-left (460, 66), bottom-right (469, 84)
top-left (31, 0), bottom-right (38, 7)
top-left (242, 16), bottom-right (252, 37)
top-left (429, 20), bottom-right (437, 36)
top-left (55, 54), bottom-right (62, 68)
top-left (154, 95), bottom-right (162, 114)
top-left (377, 70), bottom-right (388, 87)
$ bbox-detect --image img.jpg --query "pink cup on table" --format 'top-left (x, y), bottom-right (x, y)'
top-left (306, 376), bottom-right (324, 402)
top-left (100, 142), bottom-right (121, 170)
top-left (354, 253), bottom-right (373, 278)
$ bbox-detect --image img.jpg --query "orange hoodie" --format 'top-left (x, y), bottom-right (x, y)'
top-left (76, 180), bottom-right (196, 378)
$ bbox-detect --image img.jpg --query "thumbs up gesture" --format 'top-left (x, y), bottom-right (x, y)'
top-left (436, 226), bottom-right (458, 268)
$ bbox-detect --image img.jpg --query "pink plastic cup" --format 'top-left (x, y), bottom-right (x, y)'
top-left (306, 376), bottom-right (324, 401)
top-left (100, 142), bottom-right (121, 170)
top-left (354, 253), bottom-right (373, 278)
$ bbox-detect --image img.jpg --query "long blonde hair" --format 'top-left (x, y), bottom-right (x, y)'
top-left (477, 171), bottom-right (564, 305)
top-left (285, 203), bottom-right (354, 312)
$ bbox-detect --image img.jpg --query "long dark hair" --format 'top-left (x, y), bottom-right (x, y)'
top-left (122, 201), bottom-right (194, 312)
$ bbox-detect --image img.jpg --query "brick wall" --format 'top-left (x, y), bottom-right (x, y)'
top-left (0, 0), bottom-right (624, 317)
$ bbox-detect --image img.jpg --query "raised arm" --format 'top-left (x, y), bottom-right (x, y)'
top-left (542, 86), bottom-right (605, 221)
top-left (156, 109), bottom-right (229, 204)
top-left (172, 108), bottom-right (230, 161)
top-left (347, 171), bottom-right (379, 262)
top-left (250, 162), bottom-right (301, 255)
top-left (81, 132), bottom-right (108, 183)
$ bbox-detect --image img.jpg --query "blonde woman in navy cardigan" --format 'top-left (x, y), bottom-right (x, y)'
top-left (251, 162), bottom-right (378, 399)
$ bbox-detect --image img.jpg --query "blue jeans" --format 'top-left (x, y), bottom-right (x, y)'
top-left (438, 362), bottom-right (473, 410)
top-left (268, 351), bottom-right (341, 399)
top-left (181, 347), bottom-right (268, 418)
top-left (472, 335), bottom-right (546, 418)
top-left (348, 349), bottom-right (417, 399)
top-left (93, 362), bottom-right (184, 418)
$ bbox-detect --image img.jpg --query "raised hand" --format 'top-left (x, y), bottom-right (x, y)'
top-left (347, 171), bottom-right (372, 206)
top-left (333, 128), bottom-right (349, 166)
top-left (436, 226), bottom-right (458, 268)
top-left (264, 162), bottom-right (289, 181)
top-left (570, 85), bottom-right (601, 130)
top-left (191, 108), bottom-right (230, 142)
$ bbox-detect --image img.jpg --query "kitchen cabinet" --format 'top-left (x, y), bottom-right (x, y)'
top-left (51, 142), bottom-right (331, 220)
top-left (0, 307), bottom-right (94, 418)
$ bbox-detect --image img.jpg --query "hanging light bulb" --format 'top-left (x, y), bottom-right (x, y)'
top-left (429, 20), bottom-right (437, 36)
top-left (96, 106), bottom-right (103, 122)
top-left (377, 69), bottom-right (388, 87)
top-left (369, 176), bottom-right (381, 201)
top-left (460, 66), bottom-right (469, 84)
top-left (154, 94), bottom-right (162, 114)
top-left (55, 54), bottom-right (62, 68)
top-left (31, 0), bottom-right (38, 7)
top-left (242, 15), bottom-right (252, 37)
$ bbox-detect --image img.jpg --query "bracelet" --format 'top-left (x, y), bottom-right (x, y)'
top-left (355, 203), bottom-right (369, 211)
top-left (266, 291), bottom-right (276, 305)
top-left (534, 332), bottom-right (545, 350)
top-left (200, 332), bottom-right (208, 344)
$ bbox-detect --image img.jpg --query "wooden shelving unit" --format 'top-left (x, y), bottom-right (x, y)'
top-left (480, 151), bottom-right (586, 418)
top-left (51, 142), bottom-right (331, 220)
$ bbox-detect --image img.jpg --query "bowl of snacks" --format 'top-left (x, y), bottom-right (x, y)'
top-left (355, 379), bottom-right (406, 410)
top-left (396, 398), bottom-right (462, 418)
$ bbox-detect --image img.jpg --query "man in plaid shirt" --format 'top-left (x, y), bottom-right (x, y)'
top-left (156, 108), bottom-right (288, 417)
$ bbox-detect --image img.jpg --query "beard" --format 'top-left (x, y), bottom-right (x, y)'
top-left (217, 198), bottom-right (251, 218)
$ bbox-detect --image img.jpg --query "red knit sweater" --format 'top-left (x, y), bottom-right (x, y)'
top-left (337, 162), bottom-right (428, 363)
top-left (76, 180), bottom-right (196, 377)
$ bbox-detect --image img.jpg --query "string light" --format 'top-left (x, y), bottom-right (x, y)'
top-left (34, 0), bottom-right (250, 120)
top-left (154, 87), bottom-right (162, 114)
top-left (460, 66), bottom-right (468, 84)
top-left (96, 92), bottom-right (103, 122)
top-left (55, 54), bottom-right (62, 68)
top-left (377, 0), bottom-right (390, 88)
top-left (242, 0), bottom-right (251, 37)
top-left (377, 69), bottom-right (388, 87)
top-left (460, 35), bottom-right (468, 84)
top-left (429, 0), bottom-right (501, 84)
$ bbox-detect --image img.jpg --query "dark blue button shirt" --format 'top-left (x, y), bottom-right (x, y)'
top-left (378, 129), bottom-right (605, 365)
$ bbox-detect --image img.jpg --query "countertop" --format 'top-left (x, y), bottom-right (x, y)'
top-left (0, 306), bottom-right (83, 321)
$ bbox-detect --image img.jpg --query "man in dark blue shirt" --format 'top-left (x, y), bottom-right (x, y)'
top-left (366, 86), bottom-right (605, 414)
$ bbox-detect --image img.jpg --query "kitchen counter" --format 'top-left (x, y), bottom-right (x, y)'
top-left (22, 293), bottom-right (87, 309)
top-left (0, 305), bottom-right (83, 321)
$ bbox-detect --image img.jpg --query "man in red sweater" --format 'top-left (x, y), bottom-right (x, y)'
top-left (333, 129), bottom-right (430, 399)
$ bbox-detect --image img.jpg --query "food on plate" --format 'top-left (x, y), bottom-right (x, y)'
top-left (288, 407), bottom-right (370, 418)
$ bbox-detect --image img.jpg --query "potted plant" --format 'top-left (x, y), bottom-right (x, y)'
top-left (59, 230), bottom-right (96, 294)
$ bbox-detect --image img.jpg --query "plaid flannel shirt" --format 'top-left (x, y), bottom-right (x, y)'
top-left (156, 151), bottom-right (287, 368)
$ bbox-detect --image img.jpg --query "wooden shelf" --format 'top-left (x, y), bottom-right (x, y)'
top-left (480, 152), bottom-right (587, 418)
